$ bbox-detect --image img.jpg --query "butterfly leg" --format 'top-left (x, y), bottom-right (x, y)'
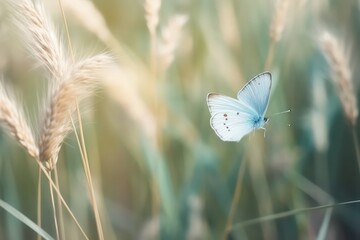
top-left (261, 127), bottom-right (266, 138)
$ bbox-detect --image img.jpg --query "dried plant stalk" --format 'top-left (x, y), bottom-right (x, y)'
top-left (39, 54), bottom-right (112, 170)
top-left (104, 68), bottom-right (157, 142)
top-left (62, 0), bottom-right (111, 44)
top-left (319, 31), bottom-right (358, 126)
top-left (0, 82), bottom-right (38, 159)
top-left (14, 0), bottom-right (67, 80)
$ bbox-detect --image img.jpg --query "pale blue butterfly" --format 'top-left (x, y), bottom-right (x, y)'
top-left (207, 72), bottom-right (272, 142)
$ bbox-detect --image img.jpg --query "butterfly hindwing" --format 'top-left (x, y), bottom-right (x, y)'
top-left (210, 111), bottom-right (254, 141)
top-left (207, 94), bottom-right (255, 142)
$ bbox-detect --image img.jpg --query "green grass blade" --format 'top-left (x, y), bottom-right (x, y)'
top-left (316, 206), bottom-right (333, 240)
top-left (0, 199), bottom-right (54, 240)
top-left (231, 199), bottom-right (360, 230)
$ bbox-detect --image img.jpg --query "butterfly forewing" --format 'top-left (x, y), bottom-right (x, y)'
top-left (207, 93), bottom-right (257, 116)
top-left (236, 72), bottom-right (272, 117)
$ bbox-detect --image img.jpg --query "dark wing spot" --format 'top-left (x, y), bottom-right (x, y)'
top-left (226, 126), bottom-right (229, 129)
top-left (225, 118), bottom-right (228, 121)
top-left (224, 113), bottom-right (228, 117)
top-left (258, 82), bottom-right (260, 85)
top-left (237, 112), bottom-right (239, 115)
top-left (223, 123), bottom-right (226, 125)
top-left (228, 129), bottom-right (230, 131)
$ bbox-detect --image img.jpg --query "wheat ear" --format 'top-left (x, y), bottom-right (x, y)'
top-left (14, 0), bottom-right (67, 81)
top-left (39, 54), bottom-right (112, 170)
top-left (145, 0), bottom-right (161, 36)
top-left (265, 0), bottom-right (289, 70)
top-left (0, 81), bottom-right (38, 159)
top-left (158, 14), bottom-right (188, 71)
top-left (319, 31), bottom-right (358, 126)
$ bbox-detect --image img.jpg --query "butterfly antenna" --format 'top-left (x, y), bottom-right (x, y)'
top-left (270, 109), bottom-right (291, 117)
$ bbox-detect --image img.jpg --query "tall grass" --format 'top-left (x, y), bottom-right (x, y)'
top-left (0, 0), bottom-right (359, 239)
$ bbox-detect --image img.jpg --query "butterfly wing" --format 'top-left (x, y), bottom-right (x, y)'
top-left (236, 72), bottom-right (272, 118)
top-left (207, 93), bottom-right (255, 142)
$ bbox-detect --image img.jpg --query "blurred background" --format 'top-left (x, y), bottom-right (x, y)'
top-left (0, 0), bottom-right (360, 239)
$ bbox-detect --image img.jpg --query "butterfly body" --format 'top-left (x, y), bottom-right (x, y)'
top-left (207, 72), bottom-right (272, 142)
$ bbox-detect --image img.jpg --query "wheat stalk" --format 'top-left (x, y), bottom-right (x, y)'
top-left (0, 81), bottom-right (38, 159)
top-left (39, 53), bottom-right (112, 170)
top-left (14, 0), bottom-right (67, 81)
top-left (61, 0), bottom-right (111, 44)
top-left (318, 31), bottom-right (358, 127)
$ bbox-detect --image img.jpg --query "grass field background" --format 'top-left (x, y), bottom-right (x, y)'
top-left (0, 0), bottom-right (360, 239)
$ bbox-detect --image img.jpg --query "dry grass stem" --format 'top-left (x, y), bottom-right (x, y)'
top-left (158, 14), bottom-right (188, 71)
top-left (15, 0), bottom-right (67, 81)
top-left (39, 54), bottom-right (113, 170)
top-left (36, 168), bottom-right (42, 240)
top-left (319, 31), bottom-right (358, 126)
top-left (105, 68), bottom-right (157, 142)
top-left (49, 173), bottom-right (60, 240)
top-left (62, 0), bottom-right (112, 44)
top-left (37, 161), bottom-right (89, 239)
top-left (0, 82), bottom-right (38, 158)
top-left (222, 158), bottom-right (247, 240)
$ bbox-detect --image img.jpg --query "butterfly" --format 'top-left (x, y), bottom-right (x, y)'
top-left (207, 72), bottom-right (272, 142)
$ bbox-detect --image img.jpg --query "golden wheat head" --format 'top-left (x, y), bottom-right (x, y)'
top-left (319, 31), bottom-right (358, 126)
top-left (39, 54), bottom-right (113, 170)
top-left (0, 81), bottom-right (38, 159)
top-left (144, 0), bottom-right (161, 35)
top-left (14, 0), bottom-right (67, 81)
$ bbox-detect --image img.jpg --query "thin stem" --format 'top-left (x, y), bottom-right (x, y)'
top-left (71, 111), bottom-right (104, 240)
top-left (54, 167), bottom-right (65, 240)
top-left (248, 144), bottom-right (276, 240)
top-left (264, 41), bottom-right (276, 71)
top-left (222, 157), bottom-right (248, 240)
top-left (352, 127), bottom-right (360, 174)
top-left (38, 161), bottom-right (89, 240)
top-left (49, 172), bottom-right (60, 240)
top-left (148, 14), bottom-right (161, 219)
top-left (36, 167), bottom-right (42, 240)
top-left (57, 0), bottom-right (75, 62)
top-left (57, 1), bottom-right (104, 239)
top-left (231, 199), bottom-right (360, 230)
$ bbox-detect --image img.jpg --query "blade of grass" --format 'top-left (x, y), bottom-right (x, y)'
top-left (316, 207), bottom-right (333, 240)
top-left (231, 199), bottom-right (360, 230)
top-left (0, 199), bottom-right (54, 240)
